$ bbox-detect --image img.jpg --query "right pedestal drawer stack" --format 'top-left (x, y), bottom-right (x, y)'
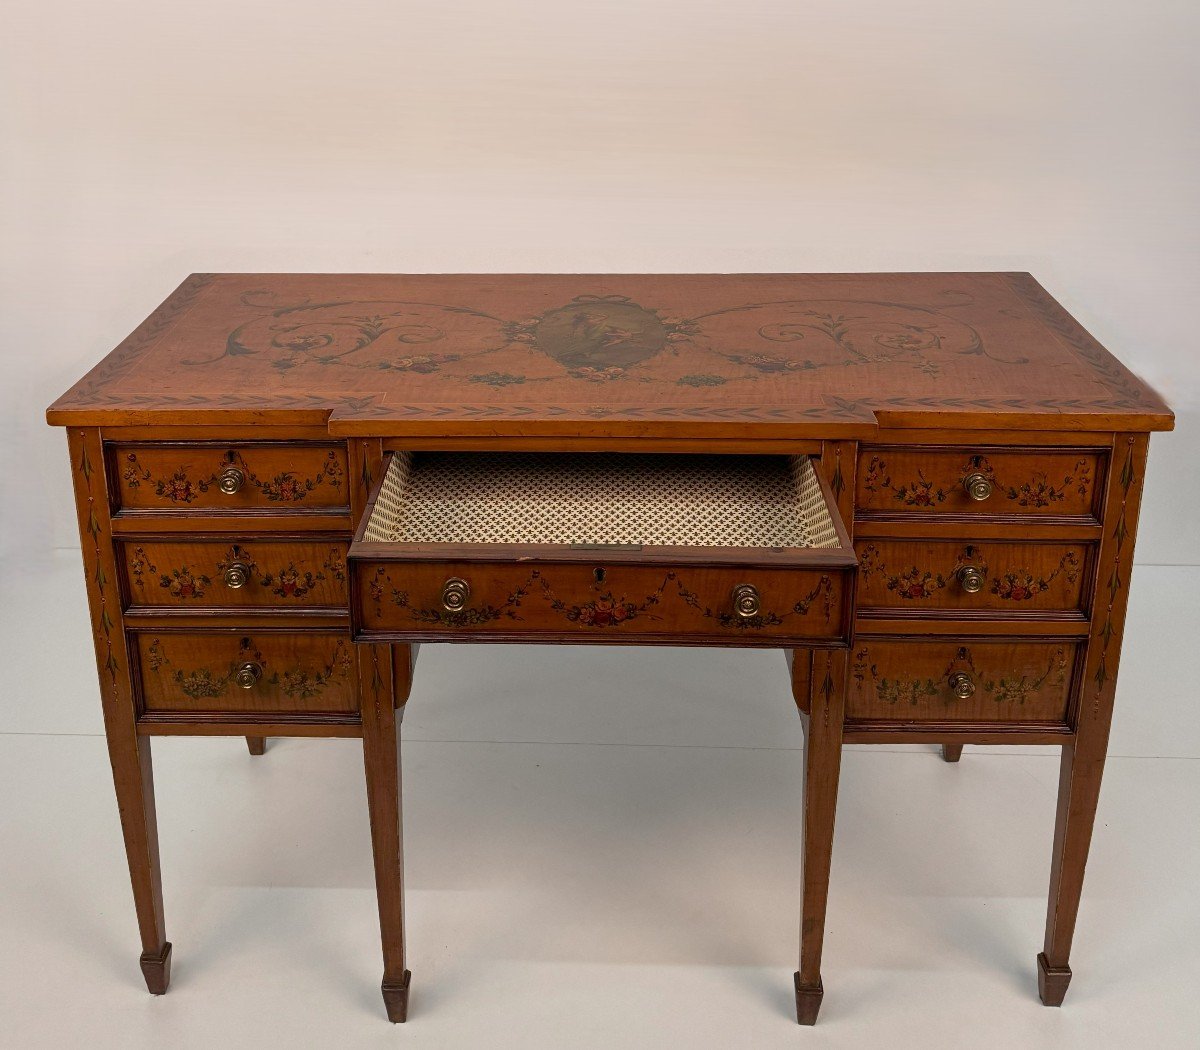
top-left (846, 444), bottom-right (1107, 736)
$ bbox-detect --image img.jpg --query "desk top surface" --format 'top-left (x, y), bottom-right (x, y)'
top-left (47, 272), bottom-right (1172, 438)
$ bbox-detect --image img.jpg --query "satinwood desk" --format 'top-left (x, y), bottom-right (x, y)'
top-left (47, 273), bottom-right (1173, 1024)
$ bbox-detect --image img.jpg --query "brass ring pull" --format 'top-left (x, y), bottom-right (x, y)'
top-left (947, 671), bottom-right (975, 700)
top-left (957, 565), bottom-right (986, 594)
top-left (731, 583), bottom-right (761, 620)
top-left (223, 562), bottom-right (251, 589)
top-left (235, 662), bottom-right (262, 690)
top-left (962, 472), bottom-right (993, 502)
top-left (218, 465), bottom-right (245, 495)
top-left (441, 577), bottom-right (470, 612)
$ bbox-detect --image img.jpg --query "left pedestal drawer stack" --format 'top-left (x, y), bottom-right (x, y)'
top-left (103, 438), bottom-right (360, 730)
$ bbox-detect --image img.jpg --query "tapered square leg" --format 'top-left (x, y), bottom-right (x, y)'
top-left (70, 429), bottom-right (174, 996)
top-left (1040, 435), bottom-right (1148, 1007)
top-left (110, 736), bottom-right (172, 993)
top-left (941, 744), bottom-right (963, 763)
top-left (245, 736), bottom-right (266, 756)
top-left (1040, 740), bottom-right (1103, 1008)
top-left (359, 643), bottom-right (414, 1022)
top-left (792, 649), bottom-right (847, 1026)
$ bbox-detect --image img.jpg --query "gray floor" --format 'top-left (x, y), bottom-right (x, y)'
top-left (2, 552), bottom-right (1198, 1048)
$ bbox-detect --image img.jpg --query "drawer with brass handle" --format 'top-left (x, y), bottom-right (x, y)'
top-left (349, 451), bottom-right (857, 646)
top-left (846, 638), bottom-right (1078, 724)
top-left (856, 447), bottom-right (1103, 520)
top-left (120, 539), bottom-right (349, 611)
top-left (110, 442), bottom-right (349, 514)
top-left (856, 539), bottom-right (1090, 616)
top-left (134, 630), bottom-right (357, 715)
top-left (353, 560), bottom-right (852, 645)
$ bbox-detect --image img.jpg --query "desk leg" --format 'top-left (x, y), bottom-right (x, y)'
top-left (111, 732), bottom-right (172, 994)
top-left (69, 428), bottom-right (171, 994)
top-left (794, 648), bottom-right (847, 1025)
top-left (1039, 434), bottom-right (1147, 1007)
top-left (1039, 741), bottom-right (1104, 1006)
top-left (359, 643), bottom-right (411, 1022)
top-left (245, 736), bottom-right (266, 756)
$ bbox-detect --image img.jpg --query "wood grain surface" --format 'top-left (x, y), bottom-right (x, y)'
top-left (135, 630), bottom-right (357, 715)
top-left (120, 538), bottom-right (349, 611)
top-left (353, 560), bottom-right (853, 646)
top-left (856, 538), bottom-right (1090, 615)
top-left (847, 638), bottom-right (1078, 723)
top-left (855, 446), bottom-right (1104, 520)
top-left (110, 442), bottom-right (349, 513)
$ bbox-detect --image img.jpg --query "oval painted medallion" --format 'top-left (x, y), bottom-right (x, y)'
top-left (533, 297), bottom-right (668, 370)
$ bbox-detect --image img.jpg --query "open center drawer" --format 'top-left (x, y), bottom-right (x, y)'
top-left (348, 452), bottom-right (856, 647)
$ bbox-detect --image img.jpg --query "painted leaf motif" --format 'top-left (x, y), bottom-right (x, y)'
top-left (830, 458), bottom-right (845, 497)
top-left (1120, 448), bottom-right (1134, 492)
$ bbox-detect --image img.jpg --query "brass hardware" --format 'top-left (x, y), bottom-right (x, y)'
top-left (441, 577), bottom-right (470, 612)
top-left (731, 583), bottom-right (761, 620)
top-left (218, 465), bottom-right (245, 495)
top-left (957, 565), bottom-right (985, 593)
top-left (963, 472), bottom-right (993, 502)
top-left (235, 662), bottom-right (262, 690)
top-left (223, 562), bottom-right (251, 589)
top-left (947, 671), bottom-right (975, 699)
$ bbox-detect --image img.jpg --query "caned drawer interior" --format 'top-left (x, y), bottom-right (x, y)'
top-left (349, 452), bottom-right (855, 646)
top-left (359, 451), bottom-right (848, 554)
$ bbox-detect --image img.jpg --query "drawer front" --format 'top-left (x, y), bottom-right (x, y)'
top-left (856, 447), bottom-right (1102, 518)
top-left (355, 561), bottom-right (851, 645)
top-left (112, 443), bottom-right (349, 513)
top-left (136, 631), bottom-right (357, 714)
top-left (847, 639), bottom-right (1076, 723)
top-left (857, 539), bottom-right (1089, 614)
top-left (121, 539), bottom-right (349, 611)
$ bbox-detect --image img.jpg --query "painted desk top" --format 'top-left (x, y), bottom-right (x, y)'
top-left (47, 272), bottom-right (1173, 438)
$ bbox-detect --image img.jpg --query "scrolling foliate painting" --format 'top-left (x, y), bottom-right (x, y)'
top-left (200, 290), bottom-right (988, 386)
top-left (48, 273), bottom-right (1173, 432)
top-left (364, 566), bottom-right (840, 633)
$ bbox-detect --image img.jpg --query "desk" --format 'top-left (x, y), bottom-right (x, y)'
top-left (47, 273), bottom-right (1173, 1024)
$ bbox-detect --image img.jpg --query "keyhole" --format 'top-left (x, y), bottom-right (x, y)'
top-left (593, 567), bottom-right (606, 585)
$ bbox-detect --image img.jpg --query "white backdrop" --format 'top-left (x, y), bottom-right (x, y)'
top-left (3, 0), bottom-right (1197, 564)
top-left (3, 11), bottom-right (1200, 1042)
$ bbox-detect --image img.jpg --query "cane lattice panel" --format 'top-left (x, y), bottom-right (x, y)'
top-left (363, 452), bottom-right (841, 549)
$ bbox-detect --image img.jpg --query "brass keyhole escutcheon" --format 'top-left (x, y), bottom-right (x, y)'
top-left (593, 567), bottom-right (606, 585)
top-left (218, 465), bottom-right (245, 495)
top-left (731, 583), bottom-right (761, 620)
top-left (441, 577), bottom-right (470, 612)
top-left (236, 662), bottom-right (262, 690)
top-left (224, 562), bottom-right (251, 589)
top-left (947, 671), bottom-right (975, 699)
